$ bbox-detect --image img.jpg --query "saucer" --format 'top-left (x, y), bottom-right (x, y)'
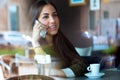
top-left (85, 72), bottom-right (105, 78)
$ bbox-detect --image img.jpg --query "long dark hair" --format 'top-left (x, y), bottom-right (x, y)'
top-left (53, 30), bottom-right (86, 66)
top-left (30, 0), bottom-right (86, 67)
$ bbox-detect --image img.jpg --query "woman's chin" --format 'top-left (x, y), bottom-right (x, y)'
top-left (48, 31), bottom-right (58, 36)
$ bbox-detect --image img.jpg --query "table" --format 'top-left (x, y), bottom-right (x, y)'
top-left (6, 75), bottom-right (54, 80)
top-left (53, 68), bottom-right (120, 80)
top-left (6, 56), bottom-right (120, 80)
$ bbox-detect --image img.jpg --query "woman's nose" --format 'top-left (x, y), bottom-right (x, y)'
top-left (49, 17), bottom-right (55, 23)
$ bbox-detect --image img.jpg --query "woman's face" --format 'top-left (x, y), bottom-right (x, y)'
top-left (38, 4), bottom-right (59, 36)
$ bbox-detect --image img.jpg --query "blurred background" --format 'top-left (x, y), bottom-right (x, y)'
top-left (0, 0), bottom-right (120, 79)
top-left (0, 0), bottom-right (120, 69)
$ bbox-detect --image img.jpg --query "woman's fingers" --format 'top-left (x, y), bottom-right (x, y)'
top-left (39, 22), bottom-right (48, 29)
top-left (34, 22), bottom-right (42, 30)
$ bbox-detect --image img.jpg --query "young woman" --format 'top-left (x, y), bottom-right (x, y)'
top-left (30, 0), bottom-right (88, 77)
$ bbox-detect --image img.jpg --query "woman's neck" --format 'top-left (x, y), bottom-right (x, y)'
top-left (45, 35), bottom-right (53, 46)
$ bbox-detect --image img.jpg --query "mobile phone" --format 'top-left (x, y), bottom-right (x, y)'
top-left (35, 20), bottom-right (46, 38)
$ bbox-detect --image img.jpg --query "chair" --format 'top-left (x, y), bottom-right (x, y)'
top-left (75, 47), bottom-right (92, 56)
top-left (0, 54), bottom-right (28, 77)
top-left (0, 65), bottom-right (5, 80)
top-left (0, 54), bottom-right (15, 78)
top-left (100, 55), bottom-right (116, 69)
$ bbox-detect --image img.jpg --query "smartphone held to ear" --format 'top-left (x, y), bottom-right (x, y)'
top-left (35, 20), bottom-right (46, 38)
top-left (40, 29), bottom-right (46, 38)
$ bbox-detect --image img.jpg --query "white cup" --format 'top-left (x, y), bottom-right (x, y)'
top-left (87, 63), bottom-right (100, 75)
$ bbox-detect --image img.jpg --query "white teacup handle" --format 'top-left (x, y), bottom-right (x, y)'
top-left (87, 66), bottom-right (91, 71)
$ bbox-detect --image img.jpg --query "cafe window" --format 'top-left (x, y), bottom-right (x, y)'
top-left (103, 11), bottom-right (109, 19)
top-left (8, 5), bottom-right (19, 31)
top-left (90, 11), bottom-right (95, 30)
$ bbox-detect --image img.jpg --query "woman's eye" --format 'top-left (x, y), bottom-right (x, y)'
top-left (43, 16), bottom-right (48, 19)
top-left (53, 13), bottom-right (58, 17)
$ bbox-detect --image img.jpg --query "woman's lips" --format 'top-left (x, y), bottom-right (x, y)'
top-left (48, 26), bottom-right (57, 31)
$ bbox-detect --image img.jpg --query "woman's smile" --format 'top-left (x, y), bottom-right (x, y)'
top-left (48, 25), bottom-right (57, 31)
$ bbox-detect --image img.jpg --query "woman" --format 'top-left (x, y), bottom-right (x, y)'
top-left (30, 0), bottom-right (88, 77)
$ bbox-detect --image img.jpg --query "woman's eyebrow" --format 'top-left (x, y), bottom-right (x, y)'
top-left (42, 11), bottom-right (57, 15)
top-left (42, 13), bottom-right (49, 15)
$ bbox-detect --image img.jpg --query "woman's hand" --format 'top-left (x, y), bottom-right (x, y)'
top-left (32, 20), bottom-right (47, 47)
